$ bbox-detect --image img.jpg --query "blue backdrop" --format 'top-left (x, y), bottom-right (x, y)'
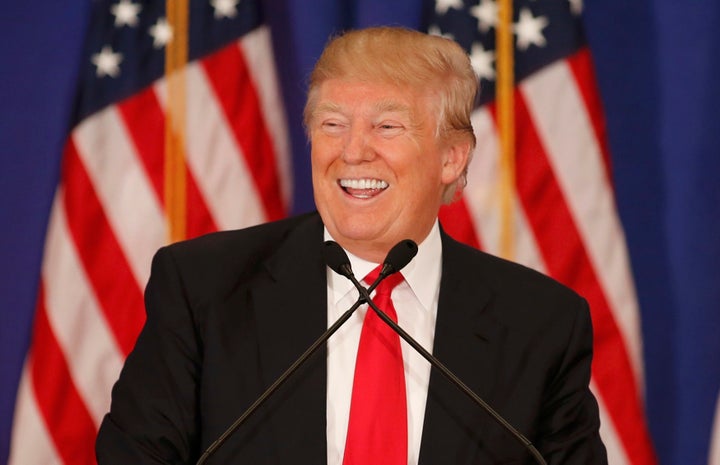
top-left (1, 1), bottom-right (719, 464)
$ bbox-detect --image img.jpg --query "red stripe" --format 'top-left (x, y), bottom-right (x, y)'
top-left (116, 89), bottom-right (165, 200)
top-left (30, 283), bottom-right (98, 465)
top-left (185, 169), bottom-right (218, 238)
top-left (61, 140), bottom-right (145, 355)
top-left (116, 90), bottom-right (218, 239)
top-left (566, 49), bottom-right (614, 183)
top-left (439, 198), bottom-right (482, 249)
top-left (201, 42), bottom-right (286, 221)
top-left (509, 94), bottom-right (656, 464)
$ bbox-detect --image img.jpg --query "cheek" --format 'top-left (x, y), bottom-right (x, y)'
top-left (310, 144), bottom-right (331, 174)
top-left (414, 151), bottom-right (446, 185)
top-left (311, 137), bottom-right (343, 170)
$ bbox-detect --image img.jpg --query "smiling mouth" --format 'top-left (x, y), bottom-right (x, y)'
top-left (338, 178), bottom-right (389, 199)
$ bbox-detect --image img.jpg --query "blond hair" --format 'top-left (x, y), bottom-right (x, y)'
top-left (304, 27), bottom-right (478, 202)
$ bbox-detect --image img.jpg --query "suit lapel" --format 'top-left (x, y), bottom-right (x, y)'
top-left (250, 214), bottom-right (328, 464)
top-left (419, 232), bottom-right (506, 465)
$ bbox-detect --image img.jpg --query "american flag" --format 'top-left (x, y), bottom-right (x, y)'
top-left (431, 0), bottom-right (656, 464)
top-left (7, 0), bottom-right (290, 463)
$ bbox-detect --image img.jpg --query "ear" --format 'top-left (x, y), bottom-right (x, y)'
top-left (440, 139), bottom-right (471, 185)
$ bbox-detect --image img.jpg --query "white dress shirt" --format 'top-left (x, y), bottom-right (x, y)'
top-left (325, 222), bottom-right (443, 465)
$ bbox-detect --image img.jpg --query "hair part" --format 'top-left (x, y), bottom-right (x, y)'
top-left (304, 27), bottom-right (478, 203)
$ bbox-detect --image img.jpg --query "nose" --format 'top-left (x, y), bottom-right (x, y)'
top-left (341, 125), bottom-right (374, 164)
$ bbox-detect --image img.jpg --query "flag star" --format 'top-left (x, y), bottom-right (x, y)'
top-left (470, 42), bottom-right (495, 82)
top-left (110, 0), bottom-right (142, 27)
top-left (210, 0), bottom-right (240, 19)
top-left (470, 0), bottom-right (497, 33)
top-left (149, 17), bottom-right (173, 49)
top-left (569, 0), bottom-right (583, 15)
top-left (513, 8), bottom-right (549, 51)
top-left (91, 45), bottom-right (123, 78)
top-left (434, 0), bottom-right (463, 15)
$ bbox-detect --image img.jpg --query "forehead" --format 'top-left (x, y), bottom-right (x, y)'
top-left (312, 78), bottom-right (434, 118)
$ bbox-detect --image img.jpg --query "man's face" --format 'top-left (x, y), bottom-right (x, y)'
top-left (309, 78), bottom-right (467, 262)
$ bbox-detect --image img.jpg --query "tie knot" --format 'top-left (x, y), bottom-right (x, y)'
top-left (364, 265), bottom-right (404, 296)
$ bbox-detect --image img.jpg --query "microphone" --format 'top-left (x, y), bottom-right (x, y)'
top-left (322, 238), bottom-right (418, 293)
top-left (329, 241), bottom-right (548, 465)
top-left (195, 241), bottom-right (404, 465)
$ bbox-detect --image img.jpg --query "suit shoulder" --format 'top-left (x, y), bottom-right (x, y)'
top-left (152, 212), bottom-right (320, 296)
top-left (443, 233), bottom-right (586, 315)
top-left (170, 213), bottom-right (315, 259)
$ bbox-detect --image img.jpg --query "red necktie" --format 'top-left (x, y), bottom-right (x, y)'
top-left (343, 267), bottom-right (407, 465)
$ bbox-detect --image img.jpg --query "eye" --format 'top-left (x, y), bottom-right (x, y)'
top-left (320, 119), bottom-right (347, 134)
top-left (376, 121), bottom-right (405, 136)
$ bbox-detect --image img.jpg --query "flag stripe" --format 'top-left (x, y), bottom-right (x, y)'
top-left (201, 42), bottom-right (286, 221)
top-left (566, 49), bottom-right (613, 179)
top-left (461, 107), bottom-right (503, 250)
top-left (521, 59), bottom-right (645, 385)
top-left (116, 86), bottom-right (220, 238)
top-left (464, 106), bottom-right (548, 273)
top-left (185, 162), bottom-right (220, 238)
top-left (72, 107), bottom-right (165, 288)
top-left (594, 380), bottom-right (632, 465)
top-left (30, 285), bottom-right (98, 465)
top-left (439, 199), bottom-right (482, 249)
top-left (183, 63), bottom-right (268, 231)
top-left (239, 27), bottom-right (292, 205)
top-left (9, 369), bottom-right (61, 465)
top-left (42, 191), bottom-right (124, 422)
top-left (154, 67), bottom-right (263, 231)
top-left (116, 88), bottom-right (166, 202)
top-left (62, 141), bottom-right (145, 355)
top-left (512, 90), bottom-right (654, 464)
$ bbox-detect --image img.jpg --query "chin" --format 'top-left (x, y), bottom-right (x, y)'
top-left (330, 216), bottom-right (390, 243)
top-left (336, 224), bottom-right (381, 242)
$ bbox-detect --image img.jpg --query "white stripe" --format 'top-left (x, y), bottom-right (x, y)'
top-left (72, 108), bottom-right (165, 286)
top-left (40, 191), bottom-right (126, 424)
top-left (239, 26), bottom-right (293, 207)
top-left (520, 60), bottom-right (645, 385)
top-left (709, 390), bottom-right (720, 465)
top-left (154, 67), bottom-right (267, 231)
top-left (465, 107), bottom-right (546, 273)
top-left (593, 381), bottom-right (631, 465)
top-left (9, 365), bottom-right (62, 465)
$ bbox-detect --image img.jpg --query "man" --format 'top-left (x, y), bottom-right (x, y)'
top-left (96, 27), bottom-right (607, 464)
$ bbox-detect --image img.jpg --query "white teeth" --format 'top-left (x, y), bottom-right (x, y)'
top-left (339, 179), bottom-right (388, 190)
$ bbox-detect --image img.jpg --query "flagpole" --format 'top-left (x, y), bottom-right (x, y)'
top-left (164, 0), bottom-right (189, 243)
top-left (496, 0), bottom-right (515, 260)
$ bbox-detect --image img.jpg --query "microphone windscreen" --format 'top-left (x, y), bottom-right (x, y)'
top-left (322, 241), bottom-right (352, 277)
top-left (384, 240), bottom-right (418, 274)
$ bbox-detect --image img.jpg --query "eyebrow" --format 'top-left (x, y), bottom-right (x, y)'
top-left (313, 102), bottom-right (342, 115)
top-left (371, 99), bottom-right (411, 115)
top-left (312, 99), bottom-right (412, 117)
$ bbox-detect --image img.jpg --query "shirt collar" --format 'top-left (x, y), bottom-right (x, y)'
top-left (324, 221), bottom-right (442, 312)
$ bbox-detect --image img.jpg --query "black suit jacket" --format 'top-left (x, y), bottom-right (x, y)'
top-left (96, 212), bottom-right (607, 464)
